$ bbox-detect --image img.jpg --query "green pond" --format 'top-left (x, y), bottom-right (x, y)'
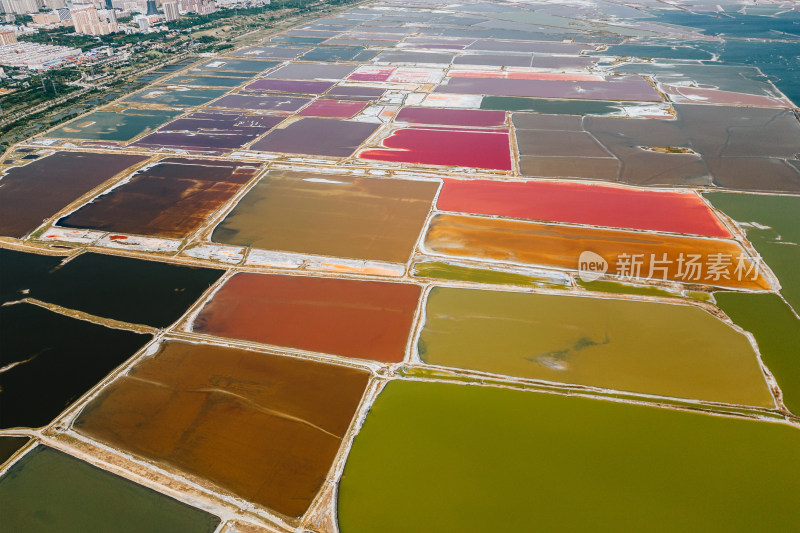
top-left (338, 380), bottom-right (800, 533)
top-left (45, 108), bottom-right (182, 141)
top-left (413, 261), bottom-right (568, 289)
top-left (482, 96), bottom-right (633, 115)
top-left (0, 446), bottom-right (220, 532)
top-left (704, 192), bottom-right (800, 313)
top-left (716, 291), bottom-right (800, 416)
top-left (0, 436), bottom-right (29, 464)
top-left (168, 75), bottom-right (246, 88)
top-left (417, 287), bottom-right (773, 406)
top-left (124, 87), bottom-right (228, 107)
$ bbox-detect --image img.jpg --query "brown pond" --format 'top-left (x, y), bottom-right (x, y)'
top-left (57, 158), bottom-right (261, 239)
top-left (191, 273), bottom-right (421, 362)
top-left (0, 152), bottom-right (147, 238)
top-left (211, 170), bottom-right (439, 263)
top-left (74, 340), bottom-right (370, 518)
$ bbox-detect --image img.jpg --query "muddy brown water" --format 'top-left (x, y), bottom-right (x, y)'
top-left (74, 340), bottom-right (370, 518)
top-left (58, 159), bottom-right (261, 239)
top-left (211, 170), bottom-right (438, 263)
top-left (0, 152), bottom-right (147, 238)
top-left (191, 273), bottom-right (421, 362)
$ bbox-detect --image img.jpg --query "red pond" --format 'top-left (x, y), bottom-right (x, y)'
top-left (359, 127), bottom-right (512, 171)
top-left (437, 179), bottom-right (731, 237)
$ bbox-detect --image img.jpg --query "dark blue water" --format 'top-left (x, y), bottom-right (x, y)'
top-left (646, 10), bottom-right (800, 105)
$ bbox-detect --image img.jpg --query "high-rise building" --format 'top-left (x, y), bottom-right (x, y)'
top-left (177, 0), bottom-right (211, 14)
top-left (70, 4), bottom-right (117, 34)
top-left (2, 0), bottom-right (40, 14)
top-left (162, 0), bottom-right (177, 20)
top-left (134, 13), bottom-right (148, 28)
top-left (177, 0), bottom-right (195, 12)
top-left (145, 0), bottom-right (157, 15)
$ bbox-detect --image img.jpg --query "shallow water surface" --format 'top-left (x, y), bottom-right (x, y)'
top-left (338, 381), bottom-right (800, 532)
top-left (418, 287), bottom-right (773, 405)
top-left (0, 446), bottom-right (220, 532)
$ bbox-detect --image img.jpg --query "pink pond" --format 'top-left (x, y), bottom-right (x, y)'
top-left (394, 107), bottom-right (506, 127)
top-left (299, 99), bottom-right (367, 118)
top-left (437, 179), bottom-right (731, 238)
top-left (359, 127), bottom-right (512, 171)
top-left (348, 67), bottom-right (395, 81)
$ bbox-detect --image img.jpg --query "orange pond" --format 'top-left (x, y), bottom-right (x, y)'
top-left (74, 340), bottom-right (370, 519)
top-left (424, 214), bottom-right (769, 290)
top-left (191, 273), bottom-right (421, 362)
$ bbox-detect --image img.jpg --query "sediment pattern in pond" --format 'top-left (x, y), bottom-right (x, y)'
top-left (211, 170), bottom-right (438, 263)
top-left (418, 287), bottom-right (773, 406)
top-left (74, 340), bottom-right (370, 518)
top-left (191, 273), bottom-right (420, 362)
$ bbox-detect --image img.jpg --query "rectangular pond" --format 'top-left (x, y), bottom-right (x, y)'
top-left (250, 118), bottom-right (380, 157)
top-left (123, 87), bottom-right (229, 107)
top-left (0, 446), bottom-right (220, 532)
top-left (1, 248), bottom-right (223, 328)
top-left (44, 108), bottom-right (182, 142)
top-left (359, 126), bottom-right (512, 170)
top-left (437, 75), bottom-right (661, 101)
top-left (298, 99), bottom-right (366, 118)
top-left (207, 93), bottom-right (312, 112)
top-left (418, 287), bottom-right (773, 406)
top-left (423, 213), bottom-right (770, 291)
top-left (338, 380), bottom-right (800, 532)
top-left (0, 302), bottom-right (151, 429)
top-left (133, 112), bottom-right (285, 152)
top-left (437, 179), bottom-right (730, 237)
top-left (211, 170), bottom-right (438, 263)
top-left (57, 158), bottom-right (260, 239)
top-left (0, 151), bottom-right (147, 238)
top-left (74, 340), bottom-right (370, 519)
top-left (265, 62), bottom-right (356, 81)
top-left (190, 273), bottom-right (420, 362)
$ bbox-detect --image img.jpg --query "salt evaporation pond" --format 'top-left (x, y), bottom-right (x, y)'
top-left (338, 381), bottom-right (800, 532)
top-left (418, 287), bottom-right (773, 406)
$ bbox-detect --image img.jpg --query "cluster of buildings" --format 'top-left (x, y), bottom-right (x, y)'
top-left (0, 0), bottom-right (265, 73)
top-left (71, 4), bottom-right (118, 34)
top-left (0, 0), bottom-right (275, 40)
top-left (0, 0), bottom-right (218, 35)
top-left (0, 0), bottom-right (218, 21)
top-left (0, 40), bottom-right (80, 69)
